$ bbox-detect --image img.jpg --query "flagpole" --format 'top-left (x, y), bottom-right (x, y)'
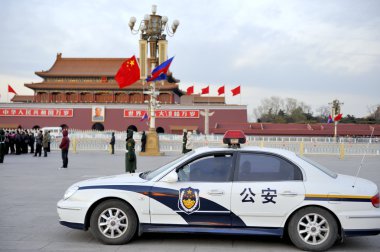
top-left (240, 85), bottom-right (242, 105)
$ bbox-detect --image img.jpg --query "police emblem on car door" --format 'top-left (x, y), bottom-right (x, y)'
top-left (178, 187), bottom-right (200, 214)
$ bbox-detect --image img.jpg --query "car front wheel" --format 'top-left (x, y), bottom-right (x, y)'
top-left (288, 206), bottom-right (338, 251)
top-left (90, 199), bottom-right (137, 245)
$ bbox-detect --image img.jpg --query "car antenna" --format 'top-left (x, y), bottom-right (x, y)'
top-left (352, 127), bottom-right (375, 188)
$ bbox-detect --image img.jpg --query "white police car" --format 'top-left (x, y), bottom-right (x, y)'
top-left (57, 131), bottom-right (380, 251)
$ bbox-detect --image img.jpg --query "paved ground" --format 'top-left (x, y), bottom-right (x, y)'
top-left (0, 150), bottom-right (379, 252)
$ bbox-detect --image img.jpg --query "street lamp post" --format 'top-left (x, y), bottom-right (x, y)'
top-left (329, 99), bottom-right (344, 141)
top-left (129, 5), bottom-right (179, 156)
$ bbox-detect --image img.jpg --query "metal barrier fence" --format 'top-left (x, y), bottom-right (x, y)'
top-left (50, 132), bottom-right (380, 158)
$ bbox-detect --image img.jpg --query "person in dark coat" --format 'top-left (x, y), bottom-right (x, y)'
top-left (109, 132), bottom-right (115, 154)
top-left (182, 129), bottom-right (187, 154)
top-left (29, 132), bottom-right (35, 154)
top-left (140, 131), bottom-right (146, 152)
top-left (4, 131), bottom-right (10, 155)
top-left (42, 131), bottom-right (49, 157)
top-left (59, 130), bottom-right (70, 168)
top-left (34, 131), bottom-right (43, 157)
top-left (9, 131), bottom-right (15, 154)
top-left (22, 131), bottom-right (29, 153)
top-left (15, 130), bottom-right (21, 155)
top-left (47, 131), bottom-right (51, 152)
top-left (125, 130), bottom-right (136, 173)
top-left (0, 129), bottom-right (5, 163)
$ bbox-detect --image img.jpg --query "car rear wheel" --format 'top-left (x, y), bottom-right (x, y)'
top-left (90, 199), bottom-right (137, 245)
top-left (288, 207), bottom-right (338, 251)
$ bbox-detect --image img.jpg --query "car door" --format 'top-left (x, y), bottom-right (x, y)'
top-left (150, 152), bottom-right (235, 227)
top-left (231, 152), bottom-right (305, 228)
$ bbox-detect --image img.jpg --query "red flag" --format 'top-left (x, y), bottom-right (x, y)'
top-left (187, 86), bottom-right (194, 95)
top-left (334, 113), bottom-right (343, 122)
top-left (231, 85), bottom-right (241, 96)
top-left (217, 85), bottom-right (225, 96)
top-left (201, 86), bottom-right (209, 95)
top-left (8, 85), bottom-right (17, 94)
top-left (115, 55), bottom-right (140, 88)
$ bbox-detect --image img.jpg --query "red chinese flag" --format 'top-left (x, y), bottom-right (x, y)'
top-left (8, 85), bottom-right (17, 94)
top-left (334, 113), bottom-right (343, 122)
top-left (187, 85), bottom-right (194, 95)
top-left (217, 85), bottom-right (225, 96)
top-left (231, 85), bottom-right (241, 96)
top-left (201, 86), bottom-right (209, 95)
top-left (115, 55), bottom-right (140, 88)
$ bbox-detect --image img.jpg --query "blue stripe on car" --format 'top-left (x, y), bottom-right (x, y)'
top-left (79, 185), bottom-right (246, 227)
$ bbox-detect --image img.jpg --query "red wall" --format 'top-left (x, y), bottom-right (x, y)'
top-left (0, 106), bottom-right (248, 134)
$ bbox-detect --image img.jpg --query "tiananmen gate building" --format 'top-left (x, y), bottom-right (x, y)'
top-left (1, 53), bottom-right (379, 137)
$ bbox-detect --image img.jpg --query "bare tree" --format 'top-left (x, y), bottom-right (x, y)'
top-left (316, 105), bottom-right (330, 118)
top-left (367, 104), bottom-right (380, 120)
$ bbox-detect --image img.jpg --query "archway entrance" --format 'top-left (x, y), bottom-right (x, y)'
top-left (32, 125), bottom-right (40, 130)
top-left (92, 123), bottom-right (104, 131)
top-left (127, 125), bottom-right (138, 132)
top-left (156, 127), bottom-right (165, 134)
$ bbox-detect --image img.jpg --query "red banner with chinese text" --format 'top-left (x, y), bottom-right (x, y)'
top-left (124, 109), bottom-right (199, 118)
top-left (0, 108), bottom-right (74, 117)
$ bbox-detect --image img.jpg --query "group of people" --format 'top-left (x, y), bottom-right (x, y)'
top-left (0, 128), bottom-right (70, 169)
top-left (182, 129), bottom-right (194, 154)
top-left (0, 129), bottom-right (52, 160)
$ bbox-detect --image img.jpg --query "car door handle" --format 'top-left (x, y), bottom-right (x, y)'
top-left (208, 190), bottom-right (225, 196)
top-left (280, 191), bottom-right (298, 197)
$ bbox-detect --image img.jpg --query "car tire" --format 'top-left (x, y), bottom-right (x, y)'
top-left (288, 206), bottom-right (338, 251)
top-left (90, 199), bottom-right (137, 245)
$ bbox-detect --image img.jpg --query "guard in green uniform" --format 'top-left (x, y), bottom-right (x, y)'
top-left (125, 130), bottom-right (136, 173)
top-left (0, 129), bottom-right (5, 163)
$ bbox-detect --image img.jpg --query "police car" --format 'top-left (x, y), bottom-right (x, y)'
top-left (57, 131), bottom-right (380, 251)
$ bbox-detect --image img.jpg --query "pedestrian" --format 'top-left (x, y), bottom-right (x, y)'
top-left (34, 131), bottom-right (43, 157)
top-left (59, 130), bottom-right (70, 168)
top-left (125, 130), bottom-right (136, 173)
top-left (110, 132), bottom-right (115, 154)
top-left (185, 131), bottom-right (193, 153)
top-left (0, 129), bottom-right (5, 163)
top-left (182, 129), bottom-right (187, 154)
top-left (9, 131), bottom-right (15, 154)
top-left (47, 130), bottom-right (51, 152)
top-left (15, 130), bottom-right (21, 155)
top-left (140, 131), bottom-right (146, 152)
top-left (29, 132), bottom-right (35, 154)
top-left (21, 130), bottom-right (29, 154)
top-left (43, 131), bottom-right (49, 157)
top-left (4, 131), bottom-right (10, 155)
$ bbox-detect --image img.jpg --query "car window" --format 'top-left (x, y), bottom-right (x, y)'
top-left (142, 151), bottom-right (195, 180)
top-left (236, 153), bottom-right (303, 181)
top-left (297, 155), bottom-right (337, 178)
top-left (177, 154), bottom-right (233, 182)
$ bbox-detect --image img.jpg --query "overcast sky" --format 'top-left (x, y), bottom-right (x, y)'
top-left (0, 0), bottom-right (379, 120)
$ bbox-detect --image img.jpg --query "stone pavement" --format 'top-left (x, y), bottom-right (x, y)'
top-left (0, 150), bottom-right (379, 251)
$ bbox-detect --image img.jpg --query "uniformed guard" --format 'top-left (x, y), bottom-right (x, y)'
top-left (0, 129), bottom-right (6, 163)
top-left (182, 129), bottom-right (187, 154)
top-left (140, 131), bottom-right (146, 152)
top-left (125, 130), bottom-right (136, 173)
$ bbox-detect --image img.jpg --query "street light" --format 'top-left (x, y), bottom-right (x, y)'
top-left (129, 5), bottom-right (179, 155)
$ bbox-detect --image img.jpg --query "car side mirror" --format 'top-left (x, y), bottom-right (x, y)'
top-left (161, 170), bottom-right (178, 183)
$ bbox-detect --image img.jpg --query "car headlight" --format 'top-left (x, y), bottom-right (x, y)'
top-left (63, 186), bottom-right (79, 200)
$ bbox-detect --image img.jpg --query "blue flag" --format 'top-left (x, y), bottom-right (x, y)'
top-left (146, 57), bottom-right (174, 82)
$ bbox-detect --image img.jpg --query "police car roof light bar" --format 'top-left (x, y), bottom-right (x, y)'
top-left (223, 130), bottom-right (246, 149)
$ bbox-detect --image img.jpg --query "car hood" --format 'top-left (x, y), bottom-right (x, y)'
top-left (75, 173), bottom-right (147, 187)
top-left (336, 174), bottom-right (378, 195)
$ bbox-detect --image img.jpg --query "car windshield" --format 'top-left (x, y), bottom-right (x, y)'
top-left (140, 151), bottom-right (195, 180)
top-left (297, 155), bottom-right (337, 178)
